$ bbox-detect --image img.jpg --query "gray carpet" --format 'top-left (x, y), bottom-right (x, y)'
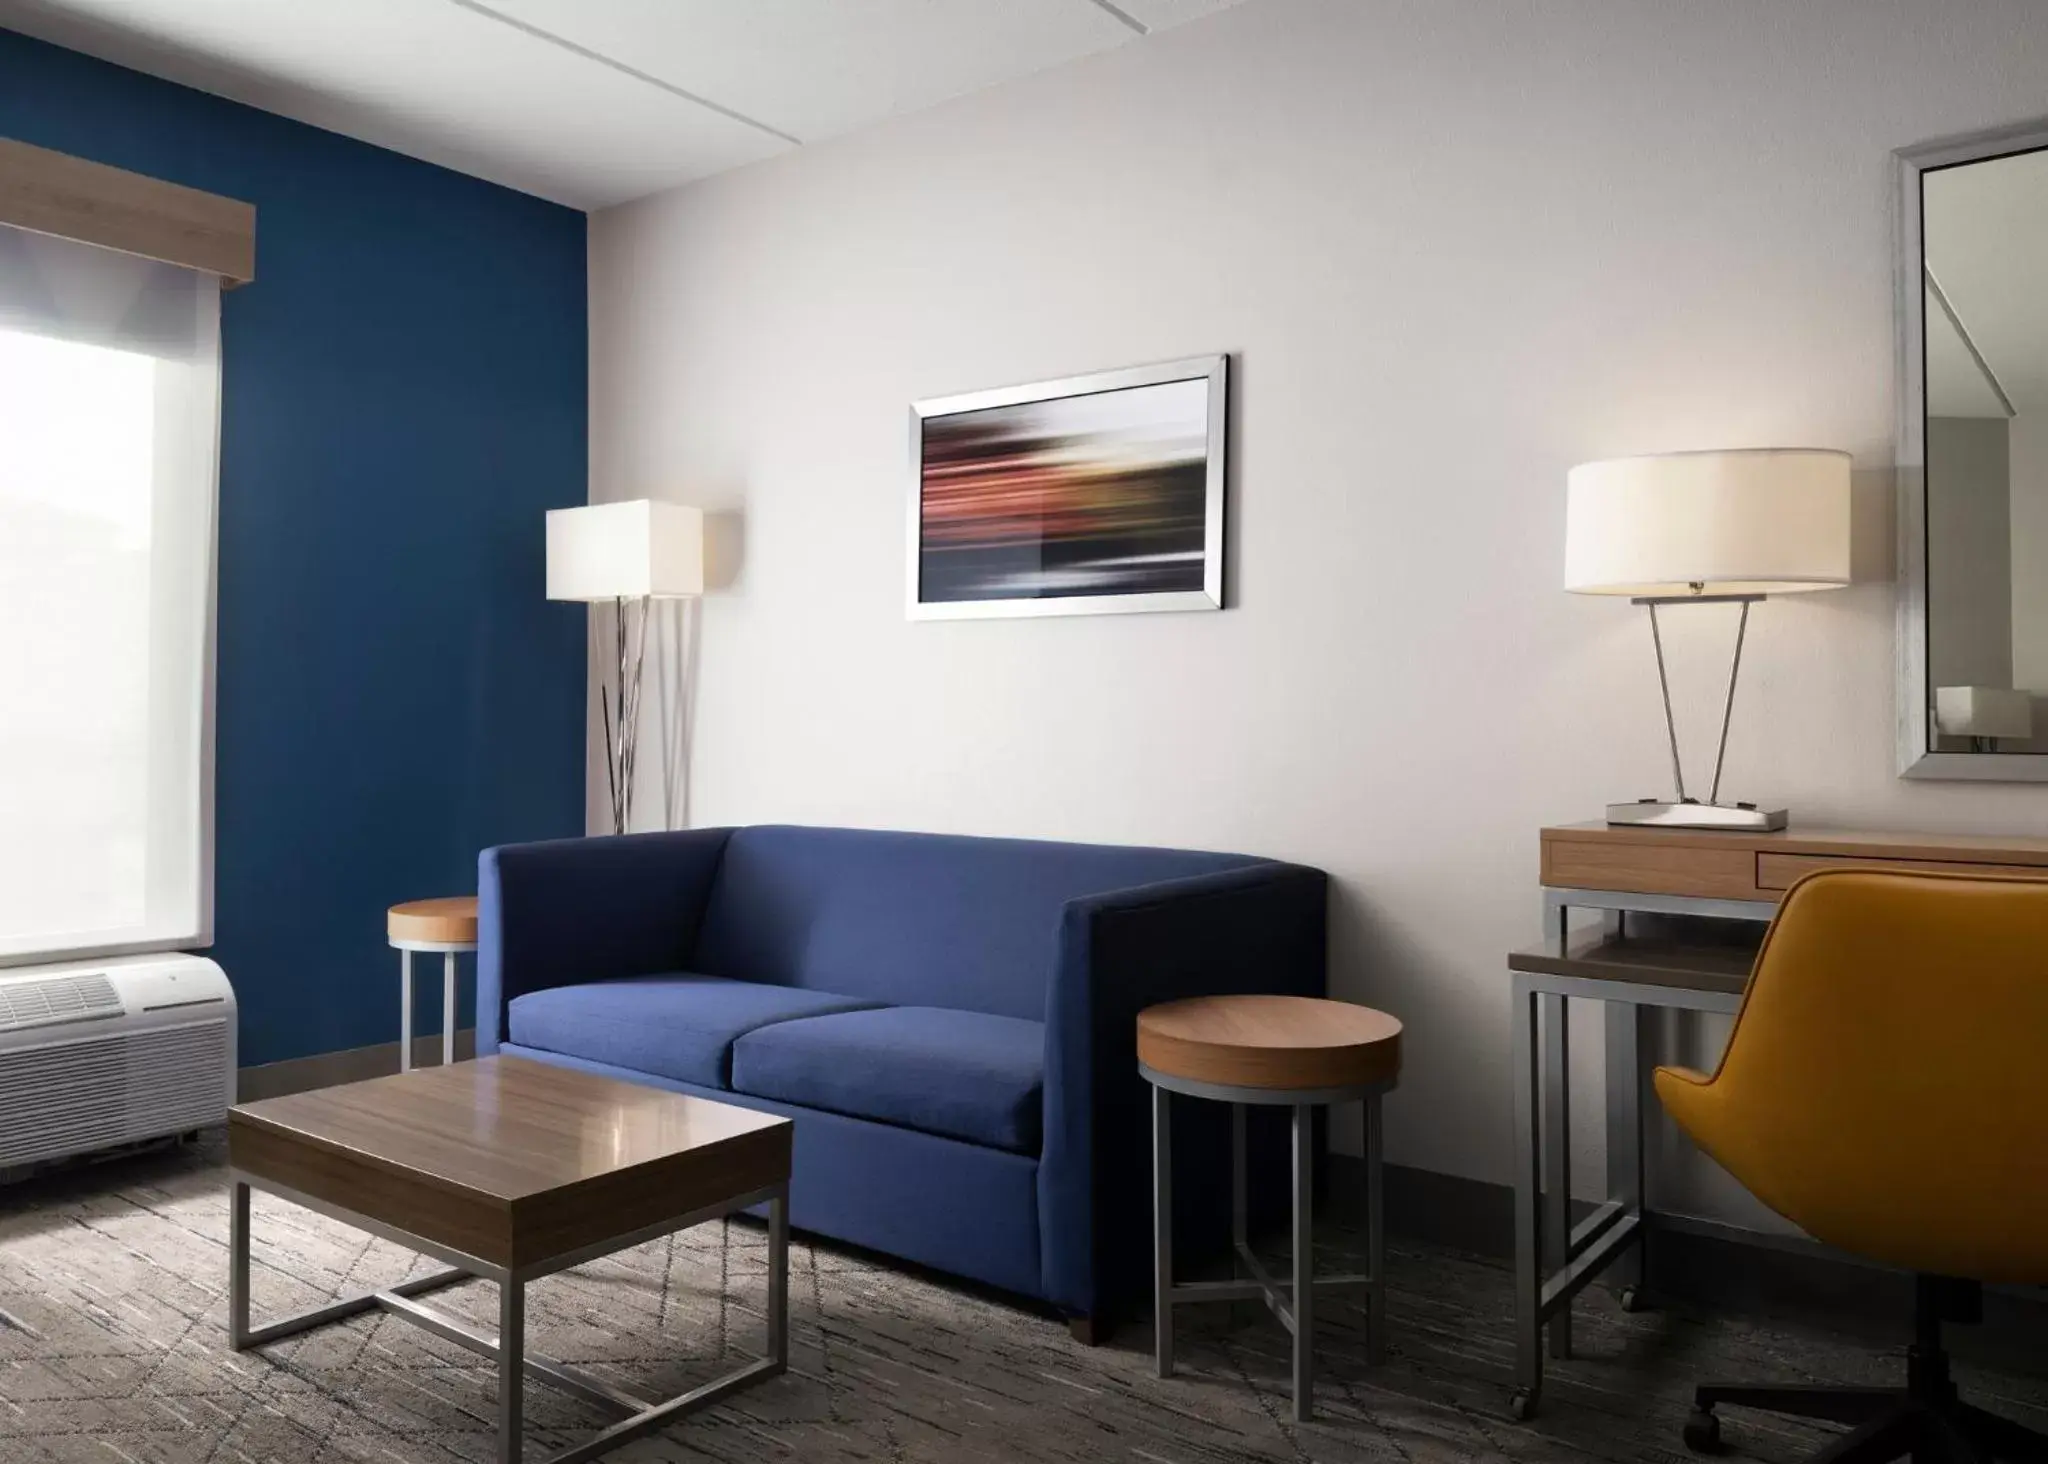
top-left (1, 1135), bottom-right (2045, 1463)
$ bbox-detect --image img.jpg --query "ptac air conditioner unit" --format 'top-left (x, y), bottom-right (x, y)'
top-left (0, 952), bottom-right (235, 1172)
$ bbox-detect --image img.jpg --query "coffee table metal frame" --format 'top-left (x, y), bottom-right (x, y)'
top-left (1142, 1063), bottom-right (1395, 1423)
top-left (228, 1168), bottom-right (789, 1464)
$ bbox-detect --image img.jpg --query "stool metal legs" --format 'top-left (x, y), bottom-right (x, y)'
top-left (1150, 1080), bottom-right (1389, 1424)
top-left (400, 950), bottom-right (414, 1073)
top-left (397, 947), bottom-right (463, 1073)
top-left (1152, 1082), bottom-right (1174, 1378)
top-left (443, 954), bottom-right (457, 1066)
top-left (1291, 1103), bottom-right (1315, 1414)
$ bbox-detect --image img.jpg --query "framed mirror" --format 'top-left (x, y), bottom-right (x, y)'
top-left (1897, 119), bottom-right (2048, 779)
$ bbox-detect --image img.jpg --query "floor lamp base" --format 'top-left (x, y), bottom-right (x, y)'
top-left (1605, 799), bottom-right (1788, 832)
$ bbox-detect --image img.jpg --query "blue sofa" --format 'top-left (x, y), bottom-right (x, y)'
top-left (476, 824), bottom-right (1326, 1331)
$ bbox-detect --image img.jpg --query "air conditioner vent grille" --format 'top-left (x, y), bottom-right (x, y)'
top-left (0, 1022), bottom-right (227, 1169)
top-left (0, 973), bottom-right (122, 1034)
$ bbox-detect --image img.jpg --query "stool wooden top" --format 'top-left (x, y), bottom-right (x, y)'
top-left (1137, 995), bottom-right (1402, 1093)
top-left (387, 896), bottom-right (478, 947)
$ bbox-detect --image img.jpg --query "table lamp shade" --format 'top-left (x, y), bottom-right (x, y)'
top-left (546, 500), bottom-right (704, 601)
top-left (1564, 448), bottom-right (1852, 597)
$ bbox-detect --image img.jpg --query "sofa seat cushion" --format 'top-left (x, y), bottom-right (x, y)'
top-left (507, 974), bottom-right (882, 1089)
top-left (730, 1006), bottom-right (1045, 1154)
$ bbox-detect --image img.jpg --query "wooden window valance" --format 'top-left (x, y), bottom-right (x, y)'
top-left (0, 135), bottom-right (255, 286)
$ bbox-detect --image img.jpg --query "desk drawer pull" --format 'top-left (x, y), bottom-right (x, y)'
top-left (1755, 853), bottom-right (2048, 891)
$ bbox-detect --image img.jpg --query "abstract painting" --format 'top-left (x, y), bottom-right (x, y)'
top-left (908, 356), bottom-right (1226, 618)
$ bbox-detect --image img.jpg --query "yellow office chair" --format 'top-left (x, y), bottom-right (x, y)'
top-left (1654, 869), bottom-right (2048, 1464)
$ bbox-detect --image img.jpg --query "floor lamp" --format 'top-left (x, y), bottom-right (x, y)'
top-left (547, 500), bottom-right (705, 835)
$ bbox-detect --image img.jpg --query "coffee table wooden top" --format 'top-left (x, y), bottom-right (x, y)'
top-left (387, 895), bottom-right (478, 946)
top-left (1138, 994), bottom-right (1403, 1092)
top-left (230, 1056), bottom-right (790, 1273)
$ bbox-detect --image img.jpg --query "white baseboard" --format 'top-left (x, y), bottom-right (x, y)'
top-left (237, 1030), bottom-right (477, 1101)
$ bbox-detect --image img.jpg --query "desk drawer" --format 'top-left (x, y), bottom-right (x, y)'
top-left (1756, 852), bottom-right (2048, 891)
top-left (1543, 837), bottom-right (1759, 899)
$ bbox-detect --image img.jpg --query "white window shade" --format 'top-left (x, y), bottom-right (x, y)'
top-left (0, 224), bottom-right (220, 964)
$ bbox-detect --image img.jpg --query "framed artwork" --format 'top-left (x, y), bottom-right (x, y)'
top-left (907, 354), bottom-right (1227, 619)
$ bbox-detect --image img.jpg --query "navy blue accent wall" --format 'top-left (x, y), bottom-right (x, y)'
top-left (0, 29), bottom-right (588, 1066)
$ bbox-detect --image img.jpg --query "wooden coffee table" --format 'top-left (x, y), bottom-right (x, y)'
top-left (228, 1055), bottom-right (792, 1464)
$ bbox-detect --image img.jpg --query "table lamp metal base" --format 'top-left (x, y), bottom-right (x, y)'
top-left (1611, 595), bottom-right (1787, 833)
top-left (1605, 799), bottom-right (1788, 833)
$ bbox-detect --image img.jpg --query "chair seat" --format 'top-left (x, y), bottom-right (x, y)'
top-left (507, 974), bottom-right (882, 1089)
top-left (731, 1006), bottom-right (1045, 1154)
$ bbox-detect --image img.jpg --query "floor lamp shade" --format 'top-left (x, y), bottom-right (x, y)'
top-left (546, 500), bottom-right (704, 602)
top-left (1564, 449), bottom-right (1852, 597)
top-left (545, 499), bottom-right (704, 837)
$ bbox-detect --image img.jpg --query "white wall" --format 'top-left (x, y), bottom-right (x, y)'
top-left (588, 0), bottom-right (2048, 1201)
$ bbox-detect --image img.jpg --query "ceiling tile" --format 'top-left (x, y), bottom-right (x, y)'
top-left (3, 0), bottom-right (1255, 208)
top-left (468, 0), bottom-right (1137, 144)
top-left (1111, 0), bottom-right (1249, 31)
top-left (0, 0), bottom-right (788, 206)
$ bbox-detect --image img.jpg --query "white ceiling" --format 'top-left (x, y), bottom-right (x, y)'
top-left (0, 0), bottom-right (1247, 209)
top-left (1925, 145), bottom-right (2048, 419)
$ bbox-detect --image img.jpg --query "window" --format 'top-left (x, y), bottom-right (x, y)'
top-left (0, 224), bottom-right (221, 964)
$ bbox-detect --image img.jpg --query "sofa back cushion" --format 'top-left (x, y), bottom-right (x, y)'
top-left (692, 825), bottom-right (1267, 1020)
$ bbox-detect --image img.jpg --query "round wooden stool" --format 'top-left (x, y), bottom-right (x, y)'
top-left (387, 897), bottom-right (478, 1071)
top-left (1137, 993), bottom-right (1402, 1422)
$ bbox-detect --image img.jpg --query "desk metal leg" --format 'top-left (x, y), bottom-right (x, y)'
top-left (1511, 978), bottom-right (1542, 1418)
top-left (1606, 1002), bottom-right (1646, 1304)
top-left (1541, 991), bottom-right (1572, 1359)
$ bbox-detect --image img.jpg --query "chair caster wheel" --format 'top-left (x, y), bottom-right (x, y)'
top-left (1509, 1388), bottom-right (1537, 1421)
top-left (1618, 1285), bottom-right (1645, 1313)
top-left (1683, 1408), bottom-right (1721, 1453)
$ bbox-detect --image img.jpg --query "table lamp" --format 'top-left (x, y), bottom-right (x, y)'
top-left (1564, 448), bottom-right (1851, 831)
top-left (547, 500), bottom-right (705, 835)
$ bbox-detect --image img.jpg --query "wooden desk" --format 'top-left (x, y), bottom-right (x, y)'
top-left (1507, 925), bottom-right (1758, 1419)
top-left (1512, 821), bottom-right (2048, 1420)
top-left (1542, 821), bottom-right (2048, 909)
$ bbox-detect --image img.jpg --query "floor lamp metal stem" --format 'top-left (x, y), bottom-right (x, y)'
top-left (603, 595), bottom-right (650, 836)
top-left (1610, 593), bottom-right (1783, 831)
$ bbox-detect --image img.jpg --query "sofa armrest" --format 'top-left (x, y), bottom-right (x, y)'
top-left (1038, 862), bottom-right (1328, 1317)
top-left (476, 828), bottom-right (735, 1053)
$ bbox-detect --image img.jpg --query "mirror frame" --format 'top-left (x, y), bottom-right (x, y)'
top-left (1895, 116), bottom-right (2048, 780)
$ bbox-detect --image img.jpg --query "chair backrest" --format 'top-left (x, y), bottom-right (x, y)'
top-left (691, 825), bottom-right (1267, 1020)
top-left (1673, 870), bottom-right (2048, 1283)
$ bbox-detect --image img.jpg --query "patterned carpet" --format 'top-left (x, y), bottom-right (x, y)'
top-left (2, 1135), bottom-right (2046, 1463)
